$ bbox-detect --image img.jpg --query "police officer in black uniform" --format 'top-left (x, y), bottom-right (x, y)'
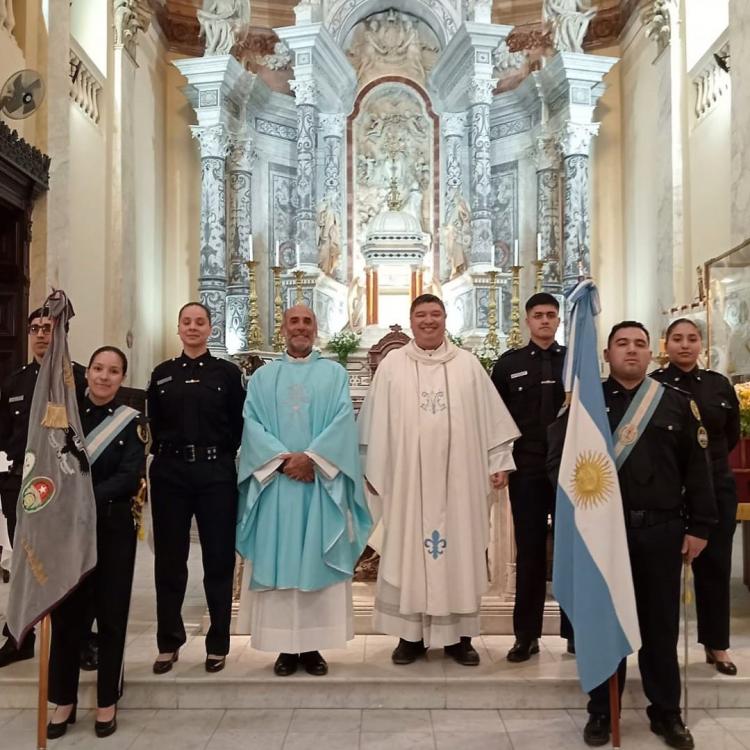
top-left (549, 321), bottom-right (716, 750)
top-left (491, 292), bottom-right (571, 661)
top-left (47, 346), bottom-right (147, 740)
top-left (148, 302), bottom-right (244, 675)
top-left (652, 318), bottom-right (740, 676)
top-left (0, 307), bottom-right (86, 667)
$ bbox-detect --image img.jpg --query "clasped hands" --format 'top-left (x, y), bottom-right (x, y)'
top-left (280, 452), bottom-right (315, 483)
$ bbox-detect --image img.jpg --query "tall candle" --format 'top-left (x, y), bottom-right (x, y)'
top-left (275, 242), bottom-right (280, 267)
top-left (492, 243), bottom-right (497, 268)
top-left (296, 242), bottom-right (301, 269)
top-left (513, 239), bottom-right (520, 266)
top-left (536, 232), bottom-right (542, 260)
top-left (248, 234), bottom-right (254, 262)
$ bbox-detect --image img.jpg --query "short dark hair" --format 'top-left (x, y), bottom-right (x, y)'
top-left (88, 346), bottom-right (128, 376)
top-left (665, 317), bottom-right (703, 341)
top-left (410, 294), bottom-right (445, 316)
top-left (178, 301), bottom-right (212, 324)
top-left (606, 320), bottom-right (651, 348)
top-left (28, 306), bottom-right (70, 332)
top-left (525, 293), bottom-right (559, 313)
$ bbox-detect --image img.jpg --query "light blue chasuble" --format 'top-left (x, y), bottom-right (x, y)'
top-left (236, 351), bottom-right (372, 591)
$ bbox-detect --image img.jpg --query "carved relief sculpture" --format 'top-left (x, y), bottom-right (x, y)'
top-left (642, 0), bottom-right (673, 56)
top-left (197, 0), bottom-right (250, 56)
top-left (262, 40), bottom-right (293, 70)
top-left (542, 0), bottom-right (597, 54)
top-left (347, 276), bottom-right (366, 333)
top-left (492, 40), bottom-right (527, 78)
top-left (317, 196), bottom-right (341, 277)
top-left (444, 196), bottom-right (471, 279)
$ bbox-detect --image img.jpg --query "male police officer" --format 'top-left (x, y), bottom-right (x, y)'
top-left (0, 308), bottom-right (86, 667)
top-left (491, 293), bottom-right (571, 661)
top-left (549, 321), bottom-right (715, 750)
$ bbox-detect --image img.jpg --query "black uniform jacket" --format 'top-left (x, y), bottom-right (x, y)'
top-left (547, 376), bottom-right (717, 539)
top-left (79, 397), bottom-right (147, 507)
top-left (651, 363), bottom-right (740, 464)
top-left (491, 341), bottom-right (566, 471)
top-left (0, 361), bottom-right (86, 475)
top-left (146, 351), bottom-right (244, 454)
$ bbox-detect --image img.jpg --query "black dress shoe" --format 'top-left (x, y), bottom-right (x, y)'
top-left (0, 638), bottom-right (34, 668)
top-left (583, 713), bottom-right (610, 747)
top-left (274, 652), bottom-right (299, 676)
top-left (650, 714), bottom-right (695, 750)
top-left (152, 650), bottom-right (179, 675)
top-left (46, 704), bottom-right (77, 740)
top-left (391, 638), bottom-right (427, 665)
top-left (205, 655), bottom-right (226, 673)
top-left (299, 651), bottom-right (328, 676)
top-left (80, 641), bottom-right (99, 672)
top-left (444, 637), bottom-right (480, 666)
top-left (705, 647), bottom-right (737, 676)
top-left (506, 639), bottom-right (540, 663)
top-left (94, 708), bottom-right (117, 738)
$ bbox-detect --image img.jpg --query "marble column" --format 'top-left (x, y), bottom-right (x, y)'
top-left (319, 113), bottom-right (345, 280)
top-left (468, 78), bottom-right (495, 266)
top-left (192, 124), bottom-right (230, 353)
top-left (290, 80), bottom-right (320, 265)
top-left (535, 134), bottom-right (563, 291)
top-left (730, 0), bottom-right (750, 245)
top-left (225, 134), bottom-right (254, 353)
top-left (558, 123), bottom-right (599, 289)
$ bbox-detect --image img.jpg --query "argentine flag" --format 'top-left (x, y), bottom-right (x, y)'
top-left (552, 280), bottom-right (641, 693)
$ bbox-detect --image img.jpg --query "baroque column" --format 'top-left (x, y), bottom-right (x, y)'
top-left (191, 124), bottom-right (231, 352)
top-left (558, 123), bottom-right (599, 288)
top-left (534, 134), bottom-right (562, 291)
top-left (290, 79), bottom-right (320, 265)
top-left (319, 113), bottom-right (345, 280)
top-left (225, 133), bottom-right (255, 352)
top-left (468, 77), bottom-right (496, 266)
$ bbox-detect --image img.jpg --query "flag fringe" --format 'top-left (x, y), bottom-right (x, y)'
top-left (41, 403), bottom-right (69, 429)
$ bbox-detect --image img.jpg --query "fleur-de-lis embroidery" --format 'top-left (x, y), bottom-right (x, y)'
top-left (424, 529), bottom-right (446, 560)
top-left (420, 390), bottom-right (447, 414)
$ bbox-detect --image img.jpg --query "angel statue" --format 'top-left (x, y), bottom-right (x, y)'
top-left (443, 196), bottom-right (471, 279)
top-left (197, 0), bottom-right (250, 56)
top-left (317, 197), bottom-right (341, 278)
top-left (542, 0), bottom-right (597, 54)
top-left (347, 276), bottom-right (366, 334)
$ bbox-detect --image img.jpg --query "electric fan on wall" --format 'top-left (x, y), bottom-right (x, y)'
top-left (0, 69), bottom-right (45, 119)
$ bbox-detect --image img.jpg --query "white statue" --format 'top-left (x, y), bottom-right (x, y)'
top-left (542, 0), bottom-right (597, 54)
top-left (197, 0), bottom-right (250, 56)
top-left (347, 276), bottom-right (366, 333)
top-left (262, 40), bottom-right (292, 71)
top-left (492, 41), bottom-right (527, 77)
top-left (444, 196), bottom-right (471, 279)
top-left (402, 183), bottom-right (424, 231)
top-left (317, 197), bottom-right (341, 278)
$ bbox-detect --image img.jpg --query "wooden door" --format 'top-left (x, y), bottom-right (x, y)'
top-left (0, 201), bottom-right (28, 381)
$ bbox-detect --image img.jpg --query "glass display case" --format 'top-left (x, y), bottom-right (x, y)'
top-left (706, 238), bottom-right (750, 382)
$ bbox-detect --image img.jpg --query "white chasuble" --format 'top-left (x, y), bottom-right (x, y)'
top-left (359, 339), bottom-right (520, 645)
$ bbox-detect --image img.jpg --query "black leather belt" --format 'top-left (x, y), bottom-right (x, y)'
top-left (155, 442), bottom-right (222, 462)
top-left (625, 508), bottom-right (683, 529)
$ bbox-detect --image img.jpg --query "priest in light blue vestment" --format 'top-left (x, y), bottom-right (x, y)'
top-left (236, 305), bottom-right (372, 676)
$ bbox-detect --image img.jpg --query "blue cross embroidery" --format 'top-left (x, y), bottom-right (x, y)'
top-left (424, 529), bottom-right (446, 560)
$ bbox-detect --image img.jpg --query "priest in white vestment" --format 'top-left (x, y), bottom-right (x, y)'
top-left (236, 306), bottom-right (372, 677)
top-left (358, 294), bottom-right (520, 665)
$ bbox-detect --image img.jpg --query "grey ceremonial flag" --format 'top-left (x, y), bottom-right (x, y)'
top-left (6, 290), bottom-right (96, 645)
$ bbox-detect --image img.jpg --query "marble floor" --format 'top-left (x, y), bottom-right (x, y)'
top-left (1, 533), bottom-right (749, 747)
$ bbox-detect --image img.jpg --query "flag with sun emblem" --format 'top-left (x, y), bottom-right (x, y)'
top-left (6, 290), bottom-right (97, 645)
top-left (552, 280), bottom-right (641, 693)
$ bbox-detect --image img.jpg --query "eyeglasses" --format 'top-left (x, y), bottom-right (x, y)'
top-left (28, 324), bottom-right (52, 335)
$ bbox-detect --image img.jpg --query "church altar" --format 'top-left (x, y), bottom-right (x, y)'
top-left (178, 0), bottom-right (618, 635)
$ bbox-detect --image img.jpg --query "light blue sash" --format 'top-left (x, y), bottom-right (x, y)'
top-left (85, 405), bottom-right (139, 464)
top-left (613, 379), bottom-right (664, 470)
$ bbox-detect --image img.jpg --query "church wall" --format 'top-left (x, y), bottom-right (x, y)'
top-left (162, 55), bottom-right (200, 361)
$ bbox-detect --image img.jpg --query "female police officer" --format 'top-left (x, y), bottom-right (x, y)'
top-left (148, 302), bottom-right (244, 674)
top-left (652, 318), bottom-right (741, 675)
top-left (48, 346), bottom-right (146, 739)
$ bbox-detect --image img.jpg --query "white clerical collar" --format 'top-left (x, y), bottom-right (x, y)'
top-left (414, 340), bottom-right (448, 358)
top-left (286, 351), bottom-right (314, 363)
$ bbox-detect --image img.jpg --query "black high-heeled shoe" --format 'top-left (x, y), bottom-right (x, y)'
top-left (705, 647), bottom-right (738, 676)
top-left (94, 706), bottom-right (117, 738)
top-left (47, 704), bottom-right (77, 739)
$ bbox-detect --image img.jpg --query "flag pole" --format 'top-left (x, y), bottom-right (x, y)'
top-left (608, 674), bottom-right (621, 749)
top-left (36, 615), bottom-right (51, 750)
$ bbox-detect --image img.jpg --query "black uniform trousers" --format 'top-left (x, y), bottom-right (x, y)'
top-left (0, 474), bottom-right (35, 651)
top-left (509, 470), bottom-right (572, 641)
top-left (49, 502), bottom-right (136, 707)
top-left (150, 455), bottom-right (238, 656)
top-left (588, 517), bottom-right (684, 720)
top-left (693, 464), bottom-right (738, 650)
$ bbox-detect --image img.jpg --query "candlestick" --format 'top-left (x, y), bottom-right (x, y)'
top-left (532, 259), bottom-right (545, 294)
top-left (485, 270), bottom-right (500, 351)
top-left (244, 260), bottom-right (264, 351)
top-left (507, 264), bottom-right (524, 350)
top-left (294, 269), bottom-right (304, 304)
top-left (271, 265), bottom-right (284, 351)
